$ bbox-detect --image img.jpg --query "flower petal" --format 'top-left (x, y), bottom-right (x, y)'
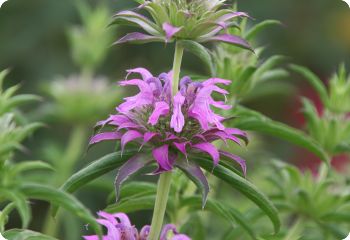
top-left (172, 234), bottom-right (192, 240)
top-left (113, 213), bottom-right (133, 227)
top-left (126, 67), bottom-right (153, 81)
top-left (192, 142), bottom-right (220, 166)
top-left (96, 219), bottom-right (121, 239)
top-left (170, 92), bottom-right (185, 132)
top-left (89, 132), bottom-right (122, 145)
top-left (160, 224), bottom-right (178, 240)
top-left (148, 101), bottom-right (170, 125)
top-left (114, 154), bottom-right (148, 201)
top-left (139, 225), bottom-right (151, 240)
top-left (97, 211), bottom-right (119, 225)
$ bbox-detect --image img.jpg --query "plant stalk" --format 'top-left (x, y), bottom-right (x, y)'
top-left (148, 171), bottom-right (173, 240)
top-left (42, 126), bottom-right (87, 237)
top-left (171, 42), bottom-right (184, 96)
top-left (149, 40), bottom-right (183, 240)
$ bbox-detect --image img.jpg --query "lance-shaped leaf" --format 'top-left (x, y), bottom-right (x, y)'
top-left (244, 20), bottom-right (282, 41)
top-left (205, 34), bottom-right (253, 51)
top-left (289, 64), bottom-right (329, 105)
top-left (105, 196), bottom-right (157, 214)
top-left (112, 10), bottom-right (161, 36)
top-left (21, 183), bottom-right (102, 238)
top-left (4, 229), bottom-right (58, 240)
top-left (192, 156), bottom-right (280, 233)
top-left (0, 189), bottom-right (30, 229)
top-left (60, 150), bottom-right (138, 194)
top-left (233, 105), bottom-right (329, 163)
top-left (115, 32), bottom-right (164, 45)
top-left (181, 196), bottom-right (256, 239)
top-left (179, 40), bottom-right (214, 76)
top-left (53, 150), bottom-right (138, 216)
top-left (9, 161), bottom-right (53, 176)
top-left (114, 154), bottom-right (149, 202)
top-left (176, 160), bottom-right (210, 208)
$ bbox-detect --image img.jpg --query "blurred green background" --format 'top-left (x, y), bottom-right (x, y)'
top-left (1, 0), bottom-right (350, 239)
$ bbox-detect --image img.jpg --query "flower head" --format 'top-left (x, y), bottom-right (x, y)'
top-left (111, 0), bottom-right (252, 50)
top-left (90, 68), bottom-right (247, 205)
top-left (83, 211), bottom-right (190, 240)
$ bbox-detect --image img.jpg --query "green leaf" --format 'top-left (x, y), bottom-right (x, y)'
top-left (107, 181), bottom-right (157, 204)
top-left (105, 196), bottom-right (156, 213)
top-left (53, 150), bottom-right (137, 216)
top-left (119, 181), bottom-right (157, 199)
top-left (179, 40), bottom-right (214, 76)
top-left (192, 156), bottom-right (281, 233)
top-left (9, 161), bottom-right (53, 176)
top-left (20, 184), bottom-right (102, 237)
top-left (321, 212), bottom-right (350, 223)
top-left (5, 94), bottom-right (41, 110)
top-left (252, 56), bottom-right (288, 84)
top-left (182, 196), bottom-right (256, 239)
top-left (3, 229), bottom-right (58, 240)
top-left (0, 189), bottom-right (31, 229)
top-left (289, 64), bottom-right (328, 105)
top-left (60, 150), bottom-right (138, 194)
top-left (233, 106), bottom-right (329, 163)
top-left (245, 20), bottom-right (282, 41)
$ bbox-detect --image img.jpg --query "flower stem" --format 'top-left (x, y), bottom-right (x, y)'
top-left (148, 171), bottom-right (173, 240)
top-left (171, 42), bottom-right (184, 96)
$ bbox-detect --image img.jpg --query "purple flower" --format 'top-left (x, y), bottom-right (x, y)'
top-left (90, 68), bottom-right (248, 205)
top-left (83, 211), bottom-right (190, 240)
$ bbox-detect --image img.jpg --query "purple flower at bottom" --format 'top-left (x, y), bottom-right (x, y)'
top-left (83, 211), bottom-right (190, 240)
top-left (90, 68), bottom-right (248, 206)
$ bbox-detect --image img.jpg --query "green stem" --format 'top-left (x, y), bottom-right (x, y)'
top-left (149, 41), bottom-right (184, 240)
top-left (171, 42), bottom-right (184, 96)
top-left (42, 126), bottom-right (87, 237)
top-left (148, 172), bottom-right (173, 240)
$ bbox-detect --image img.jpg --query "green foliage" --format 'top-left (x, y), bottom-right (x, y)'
top-left (265, 161), bottom-right (350, 239)
top-left (68, 1), bottom-right (114, 72)
top-left (58, 149), bottom-right (280, 236)
top-left (44, 75), bottom-right (119, 125)
top-left (0, 70), bottom-right (101, 237)
top-left (213, 20), bottom-right (290, 101)
top-left (4, 229), bottom-right (58, 240)
top-left (232, 106), bottom-right (330, 163)
top-left (105, 181), bottom-right (257, 239)
top-left (291, 64), bottom-right (350, 156)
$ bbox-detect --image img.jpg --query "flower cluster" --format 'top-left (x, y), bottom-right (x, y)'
top-left (111, 0), bottom-right (252, 50)
top-left (83, 211), bottom-right (190, 240)
top-left (91, 68), bottom-right (247, 204)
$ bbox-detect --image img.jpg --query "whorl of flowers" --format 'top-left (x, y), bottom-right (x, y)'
top-left (90, 68), bottom-right (248, 205)
top-left (83, 211), bottom-right (190, 240)
top-left (111, 0), bottom-right (252, 50)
